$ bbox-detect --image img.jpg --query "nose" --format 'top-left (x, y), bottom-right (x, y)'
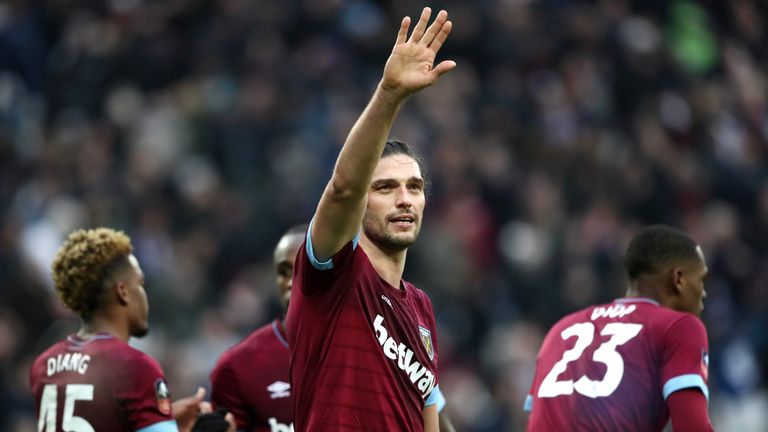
top-left (395, 185), bottom-right (413, 208)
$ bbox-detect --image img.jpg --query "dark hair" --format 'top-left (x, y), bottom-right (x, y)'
top-left (382, 139), bottom-right (430, 192)
top-left (624, 225), bottom-right (700, 280)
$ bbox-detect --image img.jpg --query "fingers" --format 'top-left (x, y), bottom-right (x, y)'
top-left (428, 19), bottom-right (452, 53)
top-left (395, 16), bottom-right (411, 45)
top-left (198, 401), bottom-right (213, 414)
top-left (195, 386), bottom-right (206, 401)
top-left (431, 60), bottom-right (457, 78)
top-left (225, 412), bottom-right (236, 432)
top-left (408, 7), bottom-right (432, 43)
top-left (419, 10), bottom-right (448, 46)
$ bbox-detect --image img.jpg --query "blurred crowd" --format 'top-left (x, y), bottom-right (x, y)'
top-left (1, 0), bottom-right (768, 430)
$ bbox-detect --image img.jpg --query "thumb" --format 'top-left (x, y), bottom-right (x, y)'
top-left (225, 412), bottom-right (236, 432)
top-left (431, 60), bottom-right (456, 78)
top-left (195, 386), bottom-right (206, 401)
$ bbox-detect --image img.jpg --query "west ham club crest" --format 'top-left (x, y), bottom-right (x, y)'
top-left (419, 326), bottom-right (434, 361)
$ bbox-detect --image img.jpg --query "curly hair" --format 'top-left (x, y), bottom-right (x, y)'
top-left (51, 228), bottom-right (133, 320)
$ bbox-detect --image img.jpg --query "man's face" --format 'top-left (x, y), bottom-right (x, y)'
top-left (677, 246), bottom-right (709, 316)
top-left (123, 254), bottom-right (149, 337)
top-left (273, 233), bottom-right (303, 314)
top-left (362, 154), bottom-right (426, 252)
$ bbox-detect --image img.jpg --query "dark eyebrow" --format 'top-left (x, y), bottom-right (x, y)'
top-left (407, 177), bottom-right (425, 187)
top-left (371, 177), bottom-right (424, 186)
top-left (371, 179), bottom-right (399, 187)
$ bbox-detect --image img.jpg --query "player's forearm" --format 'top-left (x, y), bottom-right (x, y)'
top-left (438, 411), bottom-right (456, 432)
top-left (422, 404), bottom-right (439, 432)
top-left (330, 85), bottom-right (405, 196)
top-left (311, 85), bottom-right (407, 260)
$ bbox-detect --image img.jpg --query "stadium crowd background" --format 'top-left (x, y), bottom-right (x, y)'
top-left (1, 0), bottom-right (767, 430)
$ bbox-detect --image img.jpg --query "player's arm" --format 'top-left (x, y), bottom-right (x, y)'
top-left (661, 315), bottom-right (713, 431)
top-left (173, 387), bottom-right (208, 432)
top-left (424, 385), bottom-right (452, 432)
top-left (667, 389), bottom-right (714, 431)
top-left (438, 410), bottom-right (456, 432)
top-left (309, 7), bottom-right (455, 262)
top-left (116, 353), bottom-right (178, 432)
top-left (423, 403), bottom-right (439, 432)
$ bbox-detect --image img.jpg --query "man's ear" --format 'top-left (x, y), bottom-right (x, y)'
top-left (115, 280), bottom-right (129, 306)
top-left (671, 267), bottom-right (685, 294)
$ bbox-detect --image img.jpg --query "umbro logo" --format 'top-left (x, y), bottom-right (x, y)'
top-left (267, 381), bottom-right (290, 399)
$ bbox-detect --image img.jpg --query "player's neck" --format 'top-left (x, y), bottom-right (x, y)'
top-left (625, 278), bottom-right (663, 304)
top-left (359, 235), bottom-right (407, 289)
top-left (79, 314), bottom-right (130, 342)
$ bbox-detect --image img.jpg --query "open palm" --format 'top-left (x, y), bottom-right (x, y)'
top-left (381, 8), bottom-right (455, 98)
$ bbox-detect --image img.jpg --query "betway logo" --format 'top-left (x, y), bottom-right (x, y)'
top-left (373, 314), bottom-right (436, 398)
top-left (268, 418), bottom-right (293, 431)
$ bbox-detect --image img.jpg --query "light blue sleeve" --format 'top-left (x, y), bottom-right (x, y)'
top-left (663, 374), bottom-right (709, 401)
top-left (425, 385), bottom-right (447, 412)
top-left (305, 219), bottom-right (359, 270)
top-left (523, 394), bottom-right (533, 412)
top-left (136, 420), bottom-right (178, 432)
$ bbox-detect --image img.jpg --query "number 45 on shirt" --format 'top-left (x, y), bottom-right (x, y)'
top-left (38, 384), bottom-right (95, 432)
top-left (538, 322), bottom-right (643, 398)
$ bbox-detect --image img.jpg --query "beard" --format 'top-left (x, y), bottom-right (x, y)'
top-left (281, 297), bottom-right (291, 318)
top-left (131, 324), bottom-right (149, 338)
top-left (362, 213), bottom-right (420, 252)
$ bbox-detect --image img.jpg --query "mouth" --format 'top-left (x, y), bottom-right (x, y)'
top-left (388, 214), bottom-right (416, 227)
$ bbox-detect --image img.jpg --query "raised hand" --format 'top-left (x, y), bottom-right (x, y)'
top-left (174, 387), bottom-right (211, 432)
top-left (381, 7), bottom-right (455, 99)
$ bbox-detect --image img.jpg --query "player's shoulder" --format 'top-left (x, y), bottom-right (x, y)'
top-left (550, 305), bottom-right (595, 329)
top-left (231, 322), bottom-right (276, 352)
top-left (74, 336), bottom-right (166, 380)
top-left (657, 310), bottom-right (707, 340)
top-left (112, 341), bottom-right (165, 376)
top-left (405, 282), bottom-right (431, 304)
top-left (546, 300), bottom-right (645, 331)
top-left (31, 339), bottom-right (68, 375)
top-left (215, 321), bottom-right (282, 366)
top-left (635, 303), bottom-right (705, 332)
top-left (33, 338), bottom-right (67, 362)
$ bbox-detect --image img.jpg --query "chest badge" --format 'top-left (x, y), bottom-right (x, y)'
top-left (419, 326), bottom-right (434, 361)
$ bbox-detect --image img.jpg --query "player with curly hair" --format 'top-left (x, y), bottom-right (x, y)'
top-left (30, 227), bottom-right (234, 432)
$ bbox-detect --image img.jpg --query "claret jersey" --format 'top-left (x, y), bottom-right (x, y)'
top-left (30, 334), bottom-right (176, 432)
top-left (526, 297), bottom-right (710, 432)
top-left (211, 319), bottom-right (293, 432)
top-left (287, 233), bottom-right (440, 432)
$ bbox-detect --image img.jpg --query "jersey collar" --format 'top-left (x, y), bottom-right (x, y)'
top-left (614, 297), bottom-right (660, 306)
top-left (67, 333), bottom-right (115, 346)
top-left (272, 319), bottom-right (289, 349)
